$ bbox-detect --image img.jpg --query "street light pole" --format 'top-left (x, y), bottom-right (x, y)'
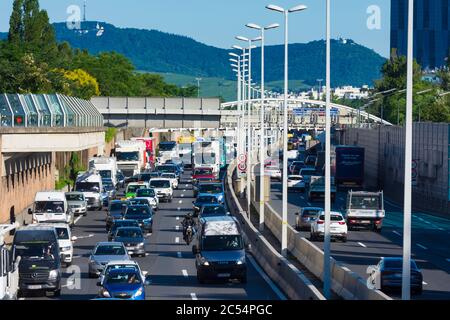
top-left (402, 0), bottom-right (414, 301)
top-left (323, 0), bottom-right (332, 300)
top-left (266, 3), bottom-right (307, 257)
top-left (245, 24), bottom-right (278, 232)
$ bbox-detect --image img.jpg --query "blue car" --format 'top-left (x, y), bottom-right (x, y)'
top-left (197, 183), bottom-right (225, 204)
top-left (198, 204), bottom-right (230, 220)
top-left (124, 205), bottom-right (154, 234)
top-left (192, 195), bottom-right (219, 216)
top-left (97, 267), bottom-right (148, 300)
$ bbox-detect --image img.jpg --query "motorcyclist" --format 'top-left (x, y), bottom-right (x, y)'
top-left (181, 213), bottom-right (196, 239)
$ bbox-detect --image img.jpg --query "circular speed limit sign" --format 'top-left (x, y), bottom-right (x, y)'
top-left (238, 162), bottom-right (247, 173)
top-left (238, 154), bottom-right (247, 163)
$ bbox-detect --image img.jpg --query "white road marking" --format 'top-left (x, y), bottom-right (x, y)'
top-left (190, 293), bottom-right (198, 300)
top-left (179, 200), bottom-right (183, 204)
top-left (393, 231), bottom-right (402, 236)
top-left (247, 255), bottom-right (287, 300)
top-left (417, 244), bottom-right (428, 250)
top-left (183, 189), bottom-right (187, 192)
top-left (181, 194), bottom-right (184, 198)
top-left (177, 207), bottom-right (181, 211)
top-left (176, 217), bottom-right (180, 221)
top-left (175, 237), bottom-right (180, 243)
top-left (358, 242), bottom-right (367, 248)
top-left (72, 255), bottom-right (82, 259)
top-left (74, 216), bottom-right (83, 224)
top-left (422, 281), bottom-right (428, 285)
top-left (177, 252), bottom-right (182, 258)
top-left (75, 234), bottom-right (94, 240)
top-left (175, 225), bottom-right (180, 230)
top-left (182, 269), bottom-right (188, 277)
top-left (185, 184), bottom-right (189, 188)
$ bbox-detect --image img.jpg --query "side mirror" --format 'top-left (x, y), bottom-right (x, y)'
top-left (144, 276), bottom-right (151, 286)
top-left (227, 212), bottom-right (231, 216)
top-left (28, 208), bottom-right (33, 215)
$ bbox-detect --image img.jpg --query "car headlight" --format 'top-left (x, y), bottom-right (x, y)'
top-left (133, 287), bottom-right (143, 298)
top-left (101, 288), bottom-right (111, 298)
top-left (49, 270), bottom-right (60, 280)
top-left (137, 242), bottom-right (145, 247)
top-left (236, 258), bottom-right (245, 265)
top-left (202, 260), bottom-right (210, 266)
top-left (61, 246), bottom-right (71, 252)
top-left (143, 218), bottom-right (152, 224)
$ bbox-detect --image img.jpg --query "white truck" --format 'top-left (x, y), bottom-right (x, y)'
top-left (75, 171), bottom-right (103, 211)
top-left (89, 157), bottom-right (118, 187)
top-left (29, 192), bottom-right (74, 226)
top-left (0, 223), bottom-right (20, 300)
top-left (115, 140), bottom-right (147, 177)
top-left (345, 191), bottom-right (385, 232)
top-left (192, 140), bottom-right (221, 178)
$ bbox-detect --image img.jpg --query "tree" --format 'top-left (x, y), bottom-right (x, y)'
top-left (62, 68), bottom-right (100, 99)
top-left (8, 0), bottom-right (24, 43)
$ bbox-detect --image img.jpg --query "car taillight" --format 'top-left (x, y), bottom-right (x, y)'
top-left (338, 221), bottom-right (346, 225)
top-left (375, 220), bottom-right (382, 224)
top-left (317, 220), bottom-right (324, 224)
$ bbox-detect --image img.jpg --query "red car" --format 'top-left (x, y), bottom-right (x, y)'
top-left (192, 167), bottom-right (215, 183)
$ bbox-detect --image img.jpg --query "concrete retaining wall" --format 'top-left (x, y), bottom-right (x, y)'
top-left (225, 163), bottom-right (325, 300)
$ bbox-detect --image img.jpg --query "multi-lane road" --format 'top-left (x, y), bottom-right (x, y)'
top-left (269, 180), bottom-right (450, 300)
top-left (22, 170), bottom-right (284, 300)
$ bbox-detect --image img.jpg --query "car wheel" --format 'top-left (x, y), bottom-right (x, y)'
top-left (53, 289), bottom-right (61, 297)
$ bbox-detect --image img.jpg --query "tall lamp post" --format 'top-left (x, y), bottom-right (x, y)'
top-left (244, 23), bottom-right (279, 231)
top-left (266, 3), bottom-right (307, 257)
top-left (402, 0), bottom-right (414, 301)
top-left (233, 44), bottom-right (256, 214)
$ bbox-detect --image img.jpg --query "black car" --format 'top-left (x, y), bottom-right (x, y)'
top-left (112, 227), bottom-right (146, 257)
top-left (193, 178), bottom-right (217, 197)
top-left (108, 219), bottom-right (140, 241)
top-left (192, 195), bottom-right (219, 216)
top-left (106, 200), bottom-right (128, 231)
top-left (369, 257), bottom-right (423, 295)
top-left (124, 205), bottom-right (154, 234)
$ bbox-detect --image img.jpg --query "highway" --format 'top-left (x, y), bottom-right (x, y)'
top-left (268, 180), bottom-right (450, 300)
top-left (21, 170), bottom-right (283, 300)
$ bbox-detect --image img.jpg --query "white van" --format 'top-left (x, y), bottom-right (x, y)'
top-left (39, 223), bottom-right (76, 267)
top-left (29, 192), bottom-right (74, 226)
top-left (75, 171), bottom-right (103, 210)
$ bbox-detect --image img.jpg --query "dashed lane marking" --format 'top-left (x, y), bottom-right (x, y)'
top-left (181, 194), bottom-right (184, 198)
top-left (177, 252), bottom-right (182, 258)
top-left (190, 293), bottom-right (198, 300)
top-left (176, 217), bottom-right (180, 221)
top-left (179, 200), bottom-right (183, 204)
top-left (393, 231), bottom-right (402, 236)
top-left (358, 242), bottom-right (367, 248)
top-left (75, 234), bottom-right (94, 240)
top-left (74, 216), bottom-right (83, 224)
top-left (175, 237), bottom-right (180, 243)
top-left (247, 255), bottom-right (287, 300)
top-left (417, 244), bottom-right (428, 250)
top-left (175, 226), bottom-right (180, 231)
top-left (182, 269), bottom-right (188, 277)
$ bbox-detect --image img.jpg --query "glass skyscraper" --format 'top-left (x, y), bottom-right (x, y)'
top-left (391, 0), bottom-right (450, 70)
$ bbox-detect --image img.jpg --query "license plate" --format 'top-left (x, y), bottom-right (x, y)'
top-left (28, 285), bottom-right (42, 290)
top-left (361, 221), bottom-right (371, 224)
top-left (217, 273), bottom-right (231, 278)
top-left (128, 251), bottom-right (134, 255)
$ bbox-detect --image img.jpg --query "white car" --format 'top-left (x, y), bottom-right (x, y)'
top-left (310, 211), bottom-right (347, 242)
top-left (135, 188), bottom-right (159, 211)
top-left (160, 173), bottom-right (179, 189)
top-left (265, 166), bottom-right (282, 181)
top-left (39, 223), bottom-right (76, 266)
top-left (149, 178), bottom-right (173, 202)
top-left (287, 175), bottom-right (306, 192)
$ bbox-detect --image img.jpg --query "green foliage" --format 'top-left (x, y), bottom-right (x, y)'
top-left (105, 127), bottom-right (117, 143)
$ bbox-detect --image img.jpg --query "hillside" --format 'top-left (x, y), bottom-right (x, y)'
top-left (1, 21), bottom-right (386, 87)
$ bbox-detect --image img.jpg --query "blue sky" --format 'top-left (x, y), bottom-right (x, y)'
top-left (0, 0), bottom-right (391, 57)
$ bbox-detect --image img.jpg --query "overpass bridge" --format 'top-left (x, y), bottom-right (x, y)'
top-left (91, 96), bottom-right (392, 129)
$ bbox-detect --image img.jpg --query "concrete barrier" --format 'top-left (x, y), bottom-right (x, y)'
top-left (225, 163), bottom-right (325, 300)
top-left (248, 178), bottom-right (391, 300)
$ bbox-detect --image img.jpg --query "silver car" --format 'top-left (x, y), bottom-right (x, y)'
top-left (88, 242), bottom-right (130, 278)
top-left (295, 207), bottom-right (322, 231)
top-left (65, 191), bottom-right (88, 216)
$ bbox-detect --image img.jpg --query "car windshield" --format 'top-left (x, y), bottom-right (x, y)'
top-left (76, 182), bottom-right (100, 192)
top-left (99, 170), bottom-right (112, 179)
top-left (35, 201), bottom-right (64, 213)
top-left (196, 196), bottom-right (218, 203)
top-left (126, 207), bottom-right (151, 216)
top-left (198, 184), bottom-right (222, 194)
top-left (127, 185), bottom-right (147, 193)
top-left (116, 152), bottom-right (139, 161)
top-left (384, 259), bottom-right (418, 269)
top-left (202, 206), bottom-right (226, 216)
top-left (115, 228), bottom-right (143, 238)
top-left (161, 173), bottom-right (176, 179)
top-left (289, 176), bottom-right (303, 181)
top-left (150, 180), bottom-right (170, 188)
top-left (302, 210), bottom-right (319, 217)
top-left (319, 214), bottom-right (343, 221)
top-left (129, 199), bottom-right (150, 206)
top-left (105, 271), bottom-right (142, 285)
top-left (136, 189), bottom-right (155, 197)
top-left (66, 194), bottom-right (84, 201)
top-left (159, 143), bottom-right (176, 151)
top-left (94, 245), bottom-right (126, 256)
top-left (350, 196), bottom-right (381, 210)
top-left (194, 169), bottom-right (212, 175)
top-left (202, 235), bottom-right (243, 251)
top-left (156, 166), bottom-right (176, 173)
top-left (110, 202), bottom-right (125, 211)
top-left (14, 242), bottom-right (57, 260)
top-left (55, 227), bottom-right (69, 240)
top-left (113, 221), bottom-right (138, 230)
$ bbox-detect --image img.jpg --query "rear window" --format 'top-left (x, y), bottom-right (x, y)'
top-left (289, 176), bottom-right (303, 181)
top-left (384, 259), bottom-right (418, 269)
top-left (136, 189), bottom-right (155, 197)
top-left (319, 214), bottom-right (343, 221)
top-left (302, 210), bottom-right (319, 217)
top-left (94, 245), bottom-right (126, 256)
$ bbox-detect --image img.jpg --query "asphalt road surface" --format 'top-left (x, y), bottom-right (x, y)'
top-left (268, 179), bottom-right (450, 300)
top-left (21, 170), bottom-right (283, 300)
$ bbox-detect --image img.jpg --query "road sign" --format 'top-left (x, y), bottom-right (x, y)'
top-left (238, 162), bottom-right (247, 173)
